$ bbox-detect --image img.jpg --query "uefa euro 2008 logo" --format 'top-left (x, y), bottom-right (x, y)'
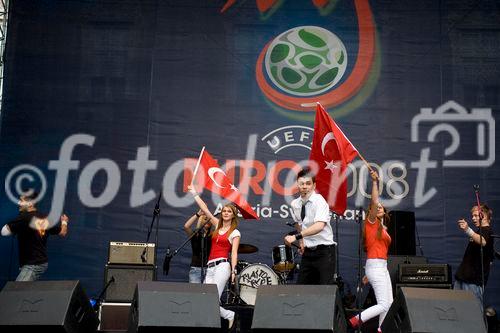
top-left (264, 26), bottom-right (347, 96)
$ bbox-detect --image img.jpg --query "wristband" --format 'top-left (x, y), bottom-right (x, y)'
top-left (465, 227), bottom-right (474, 237)
top-left (295, 233), bottom-right (303, 240)
top-left (195, 213), bottom-right (200, 217)
top-left (61, 221), bottom-right (68, 226)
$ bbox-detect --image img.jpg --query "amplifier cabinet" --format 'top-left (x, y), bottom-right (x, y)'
top-left (396, 283), bottom-right (452, 290)
top-left (108, 241), bottom-right (155, 265)
top-left (399, 263), bottom-right (451, 284)
top-left (104, 264), bottom-right (155, 302)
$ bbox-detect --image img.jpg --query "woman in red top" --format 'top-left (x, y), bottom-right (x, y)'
top-left (349, 170), bottom-right (393, 333)
top-left (188, 185), bottom-right (240, 329)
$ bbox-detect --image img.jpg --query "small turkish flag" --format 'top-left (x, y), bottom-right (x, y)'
top-left (194, 148), bottom-right (259, 220)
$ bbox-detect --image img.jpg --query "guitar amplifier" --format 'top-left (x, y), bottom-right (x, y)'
top-left (398, 263), bottom-right (451, 284)
top-left (108, 241), bottom-right (155, 265)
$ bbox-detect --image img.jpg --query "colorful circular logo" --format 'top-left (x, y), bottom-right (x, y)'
top-left (264, 26), bottom-right (347, 97)
top-left (256, 0), bottom-right (379, 116)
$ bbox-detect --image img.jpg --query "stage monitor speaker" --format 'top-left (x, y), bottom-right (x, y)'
top-left (381, 287), bottom-right (487, 333)
top-left (128, 281), bottom-right (220, 332)
top-left (104, 264), bottom-right (154, 302)
top-left (251, 284), bottom-right (347, 332)
top-left (388, 211), bottom-right (416, 255)
top-left (0, 280), bottom-right (99, 333)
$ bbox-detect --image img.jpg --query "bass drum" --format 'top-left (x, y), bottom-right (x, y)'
top-left (238, 263), bottom-right (279, 305)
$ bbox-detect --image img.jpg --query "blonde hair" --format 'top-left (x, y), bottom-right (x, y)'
top-left (212, 204), bottom-right (239, 237)
top-left (472, 204), bottom-right (493, 222)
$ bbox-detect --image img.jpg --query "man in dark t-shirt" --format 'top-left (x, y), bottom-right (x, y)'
top-left (1, 192), bottom-right (69, 281)
top-left (454, 204), bottom-right (494, 305)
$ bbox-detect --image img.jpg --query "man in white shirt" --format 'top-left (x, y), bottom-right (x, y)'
top-left (284, 167), bottom-right (335, 284)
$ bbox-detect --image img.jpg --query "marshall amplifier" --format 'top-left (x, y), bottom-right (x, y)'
top-left (399, 263), bottom-right (451, 284)
top-left (108, 241), bottom-right (155, 265)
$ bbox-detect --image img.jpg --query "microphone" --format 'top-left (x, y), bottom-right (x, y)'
top-left (473, 184), bottom-right (480, 192)
top-left (163, 246), bottom-right (172, 275)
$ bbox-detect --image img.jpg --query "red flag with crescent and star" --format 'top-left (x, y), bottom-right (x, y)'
top-left (194, 148), bottom-right (259, 220)
top-left (310, 103), bottom-right (359, 215)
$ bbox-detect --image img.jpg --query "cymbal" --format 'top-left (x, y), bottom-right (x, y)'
top-left (238, 243), bottom-right (258, 254)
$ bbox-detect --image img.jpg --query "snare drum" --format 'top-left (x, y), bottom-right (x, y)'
top-left (238, 264), bottom-right (279, 305)
top-left (272, 245), bottom-right (295, 272)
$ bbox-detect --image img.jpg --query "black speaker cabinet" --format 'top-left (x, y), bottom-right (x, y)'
top-left (387, 255), bottom-right (428, 294)
top-left (104, 264), bottom-right (155, 302)
top-left (251, 284), bottom-right (347, 332)
top-left (128, 281), bottom-right (221, 332)
top-left (388, 211), bottom-right (416, 255)
top-left (381, 287), bottom-right (487, 333)
top-left (0, 280), bottom-right (99, 333)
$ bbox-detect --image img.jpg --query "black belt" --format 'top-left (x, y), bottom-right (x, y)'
top-left (305, 244), bottom-right (335, 251)
top-left (207, 259), bottom-right (228, 268)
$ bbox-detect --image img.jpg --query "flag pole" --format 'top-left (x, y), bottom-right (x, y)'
top-left (356, 150), bottom-right (374, 172)
top-left (191, 146), bottom-right (206, 186)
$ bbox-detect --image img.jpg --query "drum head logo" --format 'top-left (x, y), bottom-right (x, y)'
top-left (264, 26), bottom-right (347, 97)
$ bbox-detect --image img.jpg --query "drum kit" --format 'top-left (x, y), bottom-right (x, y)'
top-left (228, 243), bottom-right (297, 306)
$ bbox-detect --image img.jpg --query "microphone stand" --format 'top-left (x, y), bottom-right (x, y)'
top-left (473, 185), bottom-right (485, 312)
top-left (91, 276), bottom-right (115, 311)
top-left (415, 219), bottom-right (425, 257)
top-left (333, 213), bottom-right (343, 285)
top-left (200, 225), bottom-right (209, 283)
top-left (355, 207), bottom-right (363, 333)
top-left (200, 230), bottom-right (204, 284)
top-left (164, 219), bottom-right (212, 276)
top-left (141, 189), bottom-right (162, 279)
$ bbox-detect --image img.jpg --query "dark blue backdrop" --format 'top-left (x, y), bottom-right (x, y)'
top-left (0, 0), bottom-right (499, 309)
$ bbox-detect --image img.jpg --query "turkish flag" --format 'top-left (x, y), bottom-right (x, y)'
top-left (194, 148), bottom-right (259, 220)
top-left (309, 103), bottom-right (359, 215)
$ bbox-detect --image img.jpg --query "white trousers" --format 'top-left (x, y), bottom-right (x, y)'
top-left (361, 259), bottom-right (393, 328)
top-left (204, 261), bottom-right (235, 320)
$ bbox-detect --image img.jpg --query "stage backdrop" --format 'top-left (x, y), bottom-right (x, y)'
top-left (0, 0), bottom-right (499, 309)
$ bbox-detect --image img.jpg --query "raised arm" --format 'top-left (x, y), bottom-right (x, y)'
top-left (187, 185), bottom-right (219, 228)
top-left (59, 214), bottom-right (69, 237)
top-left (183, 210), bottom-right (203, 236)
top-left (457, 218), bottom-right (488, 246)
top-left (367, 170), bottom-right (379, 222)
